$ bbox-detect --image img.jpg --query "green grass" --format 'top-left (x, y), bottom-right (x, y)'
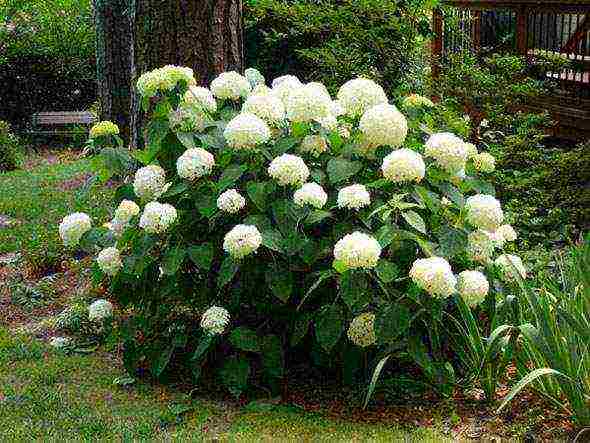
top-left (0, 328), bottom-right (447, 441)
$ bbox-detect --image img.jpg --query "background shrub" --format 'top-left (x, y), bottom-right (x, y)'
top-left (0, 121), bottom-right (24, 171)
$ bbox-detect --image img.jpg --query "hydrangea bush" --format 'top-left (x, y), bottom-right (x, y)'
top-left (61, 66), bottom-right (525, 399)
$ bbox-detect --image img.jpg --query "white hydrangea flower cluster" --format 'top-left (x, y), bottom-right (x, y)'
top-left (333, 232), bottom-right (381, 270)
top-left (467, 230), bottom-right (496, 263)
top-left (402, 94), bottom-right (435, 109)
top-left (495, 254), bottom-right (527, 281)
top-left (223, 112), bottom-right (271, 150)
top-left (347, 312), bottom-right (377, 347)
top-left (176, 148), bottom-right (215, 181)
top-left (293, 182), bottom-right (328, 209)
top-left (97, 247), bottom-right (123, 276)
top-left (217, 189), bottom-right (246, 214)
top-left (465, 194), bottom-right (504, 231)
top-left (168, 105), bottom-right (207, 133)
top-left (268, 154), bottom-right (310, 186)
top-left (337, 184), bottom-right (371, 210)
top-left (242, 93), bottom-right (285, 126)
top-left (210, 71), bottom-right (251, 100)
top-left (381, 148), bottom-right (425, 183)
top-left (359, 103), bottom-right (408, 149)
top-left (139, 202), bottom-right (177, 234)
top-left (473, 152), bottom-right (496, 173)
top-left (271, 75), bottom-right (303, 104)
top-left (88, 299), bottom-right (114, 322)
top-left (424, 132), bottom-right (468, 174)
top-left (410, 256), bottom-right (457, 298)
top-left (223, 224), bottom-right (263, 259)
top-left (200, 306), bottom-right (230, 335)
top-left (285, 83), bottom-right (332, 122)
top-left (299, 135), bottom-right (328, 156)
top-left (244, 68), bottom-right (265, 88)
top-left (136, 65), bottom-right (195, 98)
top-left (89, 120), bottom-right (119, 139)
top-left (496, 224), bottom-right (518, 242)
top-left (464, 142), bottom-right (478, 159)
top-left (59, 212), bottom-right (92, 247)
top-left (133, 165), bottom-right (168, 201)
top-left (457, 270), bottom-right (489, 307)
top-left (114, 200), bottom-right (140, 224)
top-left (183, 86), bottom-right (217, 113)
top-left (49, 336), bottom-right (73, 349)
top-left (336, 78), bottom-right (388, 117)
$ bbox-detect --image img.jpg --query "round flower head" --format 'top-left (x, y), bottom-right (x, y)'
top-left (139, 202), bottom-right (177, 234)
top-left (409, 256), bottom-right (457, 298)
top-left (89, 120), bottom-right (119, 139)
top-left (381, 148), bottom-right (425, 183)
top-left (464, 142), bottom-right (478, 159)
top-left (347, 312), bottom-right (377, 347)
top-left (424, 132), bottom-right (468, 174)
top-left (114, 200), bottom-right (140, 224)
top-left (136, 65), bottom-right (195, 98)
top-left (285, 83), bottom-right (332, 122)
top-left (183, 86), bottom-right (217, 113)
top-left (200, 306), bottom-right (230, 335)
top-left (223, 112), bottom-right (271, 150)
top-left (496, 224), bottom-right (518, 243)
top-left (271, 74), bottom-right (300, 88)
top-left (252, 84), bottom-right (271, 95)
top-left (359, 103), bottom-right (408, 149)
top-left (97, 247), bottom-right (123, 276)
top-left (293, 182), bottom-right (328, 209)
top-left (495, 254), bottom-right (527, 281)
top-left (133, 165), bottom-right (167, 201)
top-left (242, 93), bottom-right (285, 126)
top-left (331, 100), bottom-right (345, 117)
top-left (268, 154), bottom-right (310, 186)
top-left (467, 230), bottom-right (495, 263)
top-left (59, 212), bottom-right (92, 247)
top-left (217, 189), bottom-right (246, 214)
top-left (176, 148), bottom-right (215, 181)
top-left (402, 94), bottom-right (435, 109)
top-left (244, 68), bottom-right (265, 88)
top-left (49, 337), bottom-right (72, 349)
top-left (88, 299), bottom-right (114, 322)
top-left (300, 134), bottom-right (328, 156)
top-left (333, 232), bottom-right (381, 270)
top-left (315, 114), bottom-right (338, 132)
top-left (210, 71), bottom-right (251, 100)
top-left (223, 224), bottom-right (263, 259)
top-left (457, 270), bottom-right (489, 307)
top-left (337, 78), bottom-right (388, 117)
top-left (271, 76), bottom-right (303, 105)
top-left (465, 194), bottom-right (504, 231)
top-left (337, 184), bottom-right (370, 210)
top-left (473, 152), bottom-right (496, 173)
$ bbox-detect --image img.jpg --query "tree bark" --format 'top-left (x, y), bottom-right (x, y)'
top-left (130, 0), bottom-right (244, 148)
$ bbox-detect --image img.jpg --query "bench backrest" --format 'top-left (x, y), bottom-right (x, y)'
top-left (32, 111), bottom-right (97, 126)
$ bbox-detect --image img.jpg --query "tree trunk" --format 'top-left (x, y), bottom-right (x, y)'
top-left (95, 0), bottom-right (133, 144)
top-left (130, 0), bottom-right (244, 148)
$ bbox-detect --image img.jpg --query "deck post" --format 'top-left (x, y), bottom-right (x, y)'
top-left (516, 5), bottom-right (528, 55)
top-left (432, 8), bottom-right (444, 79)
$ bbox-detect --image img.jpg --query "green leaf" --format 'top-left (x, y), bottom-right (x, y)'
top-left (375, 224), bottom-right (397, 248)
top-left (265, 265), bottom-right (294, 303)
top-left (401, 210), bottom-right (427, 234)
top-left (314, 304), bottom-right (344, 353)
top-left (437, 227), bottom-right (468, 258)
top-left (187, 243), bottom-right (214, 271)
top-left (261, 335), bottom-right (283, 379)
top-left (191, 334), bottom-right (213, 362)
top-left (217, 164), bottom-right (247, 192)
top-left (194, 193), bottom-right (217, 218)
top-left (262, 229), bottom-right (283, 252)
top-left (375, 304), bottom-right (411, 344)
top-left (217, 256), bottom-right (239, 288)
top-left (247, 181), bottom-right (275, 211)
top-left (162, 182), bottom-right (189, 198)
top-left (364, 354), bottom-right (390, 409)
top-left (291, 122), bottom-right (310, 137)
top-left (149, 345), bottom-right (173, 378)
top-left (305, 210), bottom-right (332, 225)
top-left (327, 158), bottom-right (363, 183)
top-left (375, 259), bottom-right (399, 284)
top-left (229, 327), bottom-right (260, 352)
top-left (297, 270), bottom-right (335, 311)
top-left (220, 356), bottom-right (250, 399)
top-left (273, 136), bottom-right (298, 155)
top-left (340, 272), bottom-right (371, 312)
top-left (243, 215), bottom-right (272, 232)
top-left (332, 259), bottom-right (348, 274)
top-left (291, 314), bottom-right (312, 346)
top-left (438, 182), bottom-right (464, 207)
top-left (161, 246), bottom-right (185, 275)
top-left (176, 132), bottom-right (196, 150)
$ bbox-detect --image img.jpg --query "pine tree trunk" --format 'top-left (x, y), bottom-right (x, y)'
top-left (95, 0), bottom-right (133, 144)
top-left (130, 0), bottom-right (244, 148)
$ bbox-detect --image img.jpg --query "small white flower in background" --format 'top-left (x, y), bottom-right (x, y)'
top-left (88, 299), bottom-right (114, 322)
top-left (285, 83), bottom-right (332, 123)
top-left (467, 230), bottom-right (495, 263)
top-left (59, 212), bottom-right (92, 247)
top-left (49, 336), bottom-right (72, 349)
top-left (465, 194), bottom-right (504, 231)
top-left (333, 232), bottom-right (381, 270)
top-left (463, 142), bottom-right (478, 159)
top-left (410, 256), bottom-right (457, 298)
top-left (336, 78), bottom-right (388, 117)
top-left (183, 86), bottom-right (217, 113)
top-left (473, 152), bottom-right (496, 173)
top-left (337, 184), bottom-right (371, 210)
top-left (424, 132), bottom-right (468, 174)
top-left (457, 270), bottom-right (489, 307)
top-left (139, 202), bottom-right (177, 234)
top-left (223, 112), bottom-right (271, 150)
top-left (441, 197), bottom-right (452, 206)
top-left (480, 119), bottom-right (489, 128)
top-left (300, 135), bottom-right (328, 156)
top-left (89, 120), bottom-right (119, 139)
top-left (242, 93), bottom-right (285, 126)
top-left (402, 94), bottom-right (435, 109)
top-left (271, 76), bottom-right (303, 105)
top-left (210, 71), bottom-right (251, 100)
top-left (495, 254), bottom-right (527, 281)
top-left (200, 306), bottom-right (230, 335)
top-left (97, 247), bottom-right (123, 276)
top-left (244, 68), bottom-right (265, 88)
top-left (381, 148), bottom-right (425, 183)
top-left (114, 200), bottom-right (140, 224)
top-left (496, 224), bottom-right (518, 242)
top-left (268, 154), bottom-right (310, 186)
top-left (359, 103), bottom-right (408, 149)
top-left (176, 148), bottom-right (215, 181)
top-left (133, 165), bottom-right (167, 201)
top-left (223, 224), bottom-right (263, 259)
top-left (136, 65), bottom-right (195, 98)
top-left (293, 182), bottom-right (328, 209)
top-left (217, 189), bottom-right (246, 214)
top-left (347, 312), bottom-right (377, 347)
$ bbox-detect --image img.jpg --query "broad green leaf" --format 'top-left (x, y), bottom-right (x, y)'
top-left (265, 265), bottom-right (294, 303)
top-left (273, 136), bottom-right (298, 154)
top-left (162, 182), bottom-right (188, 198)
top-left (176, 132), bottom-right (196, 150)
top-left (149, 345), bottom-right (173, 378)
top-left (220, 356), bottom-right (250, 399)
top-left (161, 246), bottom-right (185, 275)
top-left (217, 256), bottom-right (239, 288)
top-left (191, 334), bottom-right (213, 361)
top-left (465, 178), bottom-right (495, 196)
top-left (375, 224), bottom-right (397, 248)
top-left (291, 122), bottom-right (310, 137)
top-left (247, 181), bottom-right (275, 211)
top-left (375, 259), bottom-right (399, 284)
top-left (438, 182), bottom-right (464, 207)
top-left (297, 270), bottom-right (335, 310)
top-left (364, 354), bottom-right (390, 409)
top-left (401, 210), bottom-right (427, 234)
top-left (187, 243), bottom-right (214, 271)
top-left (261, 335), bottom-right (283, 379)
top-left (243, 215), bottom-right (272, 232)
top-left (437, 226), bottom-right (468, 258)
top-left (332, 259), bottom-right (348, 274)
top-left (314, 304), bottom-right (344, 352)
top-left (340, 271), bottom-right (371, 312)
top-left (262, 229), bottom-right (283, 252)
top-left (375, 304), bottom-right (411, 344)
top-left (305, 210), bottom-right (332, 225)
top-left (291, 314), bottom-right (312, 346)
top-left (217, 164), bottom-right (247, 192)
top-left (194, 193), bottom-right (217, 218)
top-left (229, 327), bottom-right (260, 352)
top-left (414, 185), bottom-right (441, 212)
top-left (327, 158), bottom-right (363, 183)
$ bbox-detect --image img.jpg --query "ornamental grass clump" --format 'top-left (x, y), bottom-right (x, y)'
top-left (61, 67), bottom-right (525, 400)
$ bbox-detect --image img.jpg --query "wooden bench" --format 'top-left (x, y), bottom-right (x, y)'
top-left (29, 111), bottom-right (97, 137)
